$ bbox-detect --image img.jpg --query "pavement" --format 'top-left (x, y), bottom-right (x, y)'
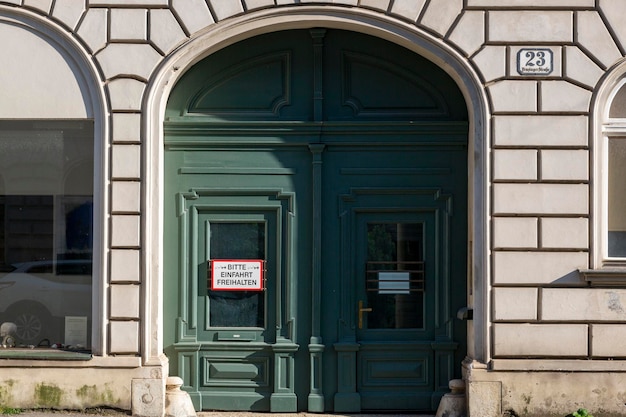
top-left (12, 411), bottom-right (433, 417)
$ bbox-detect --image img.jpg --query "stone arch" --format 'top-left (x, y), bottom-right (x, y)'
top-left (144, 5), bottom-right (490, 364)
top-left (0, 6), bottom-right (108, 354)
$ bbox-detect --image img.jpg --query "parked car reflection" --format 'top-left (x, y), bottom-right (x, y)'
top-left (0, 260), bottom-right (91, 345)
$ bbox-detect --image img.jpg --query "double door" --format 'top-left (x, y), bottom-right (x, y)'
top-left (163, 28), bottom-right (468, 413)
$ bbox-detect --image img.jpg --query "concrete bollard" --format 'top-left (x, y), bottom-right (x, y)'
top-left (435, 379), bottom-right (467, 417)
top-left (164, 376), bottom-right (196, 417)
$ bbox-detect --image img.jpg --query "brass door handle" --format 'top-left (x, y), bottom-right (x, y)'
top-left (358, 300), bottom-right (373, 329)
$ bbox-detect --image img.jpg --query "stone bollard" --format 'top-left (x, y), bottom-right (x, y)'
top-left (1, 322), bottom-right (17, 347)
top-left (164, 376), bottom-right (196, 417)
top-left (435, 379), bottom-right (467, 417)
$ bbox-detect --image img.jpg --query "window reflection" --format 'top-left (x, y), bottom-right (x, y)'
top-left (0, 121), bottom-right (93, 348)
top-left (608, 138), bottom-right (626, 257)
top-left (366, 223), bottom-right (424, 329)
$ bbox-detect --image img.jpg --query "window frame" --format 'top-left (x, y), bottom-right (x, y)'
top-left (585, 76), bottom-right (626, 285)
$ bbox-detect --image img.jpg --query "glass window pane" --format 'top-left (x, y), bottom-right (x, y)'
top-left (608, 138), bottom-right (626, 257)
top-left (366, 223), bottom-right (424, 329)
top-left (208, 222), bottom-right (265, 328)
top-left (610, 83), bottom-right (626, 118)
top-left (0, 121), bottom-right (93, 348)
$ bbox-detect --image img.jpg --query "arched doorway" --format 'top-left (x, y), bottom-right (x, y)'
top-left (163, 28), bottom-right (468, 413)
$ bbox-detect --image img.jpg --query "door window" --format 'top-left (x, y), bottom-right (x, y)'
top-left (365, 223), bottom-right (424, 329)
top-left (208, 222), bottom-right (266, 328)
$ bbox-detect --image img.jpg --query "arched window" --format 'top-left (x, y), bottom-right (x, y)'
top-left (0, 10), bottom-right (102, 351)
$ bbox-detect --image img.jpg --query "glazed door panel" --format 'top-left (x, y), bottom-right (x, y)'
top-left (324, 140), bottom-right (467, 412)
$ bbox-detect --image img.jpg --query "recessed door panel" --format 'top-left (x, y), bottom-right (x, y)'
top-left (164, 28), bottom-right (468, 413)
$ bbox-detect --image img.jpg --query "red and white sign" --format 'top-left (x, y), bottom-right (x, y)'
top-left (211, 259), bottom-right (264, 291)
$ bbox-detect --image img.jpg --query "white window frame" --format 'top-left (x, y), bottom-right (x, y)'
top-left (585, 75), bottom-right (626, 285)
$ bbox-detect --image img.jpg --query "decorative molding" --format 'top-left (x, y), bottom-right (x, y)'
top-left (579, 268), bottom-right (626, 286)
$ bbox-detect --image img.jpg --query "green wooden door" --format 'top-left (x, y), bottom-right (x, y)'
top-left (164, 28), bottom-right (468, 413)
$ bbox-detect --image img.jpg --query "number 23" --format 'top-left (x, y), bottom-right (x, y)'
top-left (525, 51), bottom-right (546, 67)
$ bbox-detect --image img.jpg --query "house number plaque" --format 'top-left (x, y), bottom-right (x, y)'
top-left (517, 48), bottom-right (553, 75)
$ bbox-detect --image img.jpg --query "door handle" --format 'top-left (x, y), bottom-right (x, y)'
top-left (358, 300), bottom-right (372, 329)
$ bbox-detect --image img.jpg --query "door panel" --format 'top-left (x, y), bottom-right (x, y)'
top-left (324, 139), bottom-right (466, 412)
top-left (164, 28), bottom-right (468, 413)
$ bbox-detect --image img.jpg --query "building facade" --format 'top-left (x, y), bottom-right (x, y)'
top-left (0, 1), bottom-right (625, 416)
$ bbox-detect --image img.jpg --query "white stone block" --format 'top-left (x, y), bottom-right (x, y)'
top-left (171, 0), bottom-right (214, 34)
top-left (493, 323), bottom-right (588, 357)
top-left (493, 115), bottom-right (588, 147)
top-left (542, 289), bottom-right (626, 321)
top-left (77, 8), bottom-right (108, 53)
top-left (472, 46), bottom-right (506, 82)
top-left (91, 0), bottom-right (167, 4)
top-left (110, 285), bottom-right (140, 319)
top-left (493, 149), bottom-right (537, 181)
top-left (488, 11), bottom-right (572, 43)
top-left (24, 0), bottom-right (53, 13)
top-left (468, 0), bottom-right (593, 5)
top-left (111, 215), bottom-right (141, 247)
top-left (150, 9), bottom-right (187, 54)
top-left (109, 320), bottom-right (140, 354)
top-left (96, 44), bottom-right (162, 80)
top-left (447, 11), bottom-right (485, 56)
top-left (509, 46), bottom-right (562, 78)
top-left (541, 81), bottom-right (592, 113)
top-left (493, 184), bottom-right (588, 215)
top-left (389, 0), bottom-right (425, 20)
top-left (244, 0), bottom-right (275, 11)
top-left (493, 251), bottom-right (588, 285)
top-left (541, 217), bottom-right (588, 249)
top-left (359, 0), bottom-right (390, 13)
top-left (540, 149), bottom-right (588, 181)
top-left (132, 379), bottom-right (165, 417)
top-left (112, 113), bottom-right (142, 143)
top-left (111, 249), bottom-right (141, 283)
top-left (577, 11), bottom-right (622, 69)
top-left (108, 78), bottom-right (146, 111)
top-left (591, 324), bottom-right (626, 357)
top-left (209, 0), bottom-right (244, 21)
top-left (112, 181), bottom-right (141, 213)
top-left (488, 80), bottom-right (537, 113)
top-left (112, 144), bottom-right (141, 179)
top-left (467, 381), bottom-right (501, 417)
top-left (420, 0), bottom-right (463, 36)
top-left (564, 46), bottom-right (604, 89)
top-left (52, 0), bottom-right (86, 30)
top-left (110, 8), bottom-right (147, 41)
top-left (493, 217), bottom-right (538, 249)
top-left (599, 0), bottom-right (626, 67)
top-left (493, 287), bottom-right (538, 320)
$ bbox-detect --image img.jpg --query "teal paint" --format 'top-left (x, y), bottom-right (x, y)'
top-left (164, 29), bottom-right (468, 413)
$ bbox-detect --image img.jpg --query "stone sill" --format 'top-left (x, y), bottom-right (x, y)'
top-left (0, 348), bottom-right (92, 361)
top-left (579, 268), bottom-right (626, 286)
top-left (491, 359), bottom-right (626, 372)
top-left (0, 350), bottom-right (141, 367)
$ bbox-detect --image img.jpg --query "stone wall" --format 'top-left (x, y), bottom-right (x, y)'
top-left (2, 0), bottom-right (626, 415)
